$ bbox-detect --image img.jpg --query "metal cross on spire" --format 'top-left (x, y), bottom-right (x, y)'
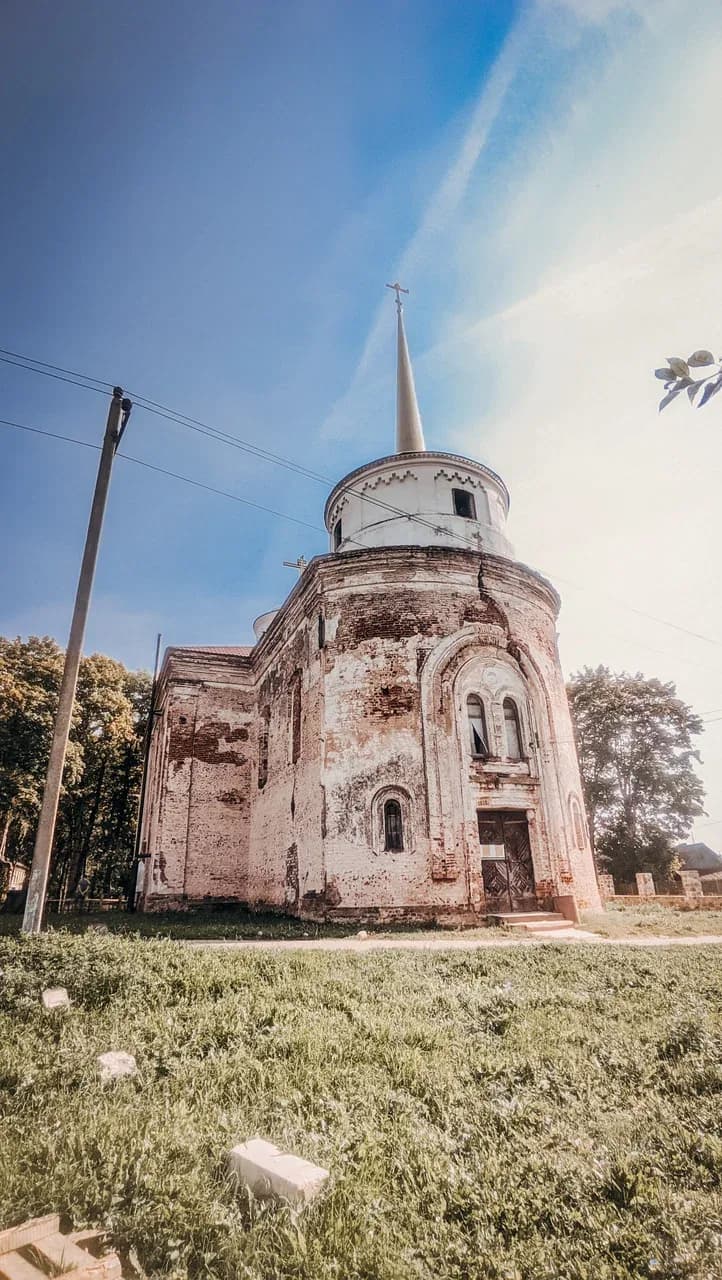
top-left (386, 281), bottom-right (409, 314)
top-left (282, 556), bottom-right (307, 576)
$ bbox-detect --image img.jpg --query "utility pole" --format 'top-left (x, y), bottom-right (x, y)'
top-left (126, 630), bottom-right (162, 912)
top-left (22, 386), bottom-right (132, 935)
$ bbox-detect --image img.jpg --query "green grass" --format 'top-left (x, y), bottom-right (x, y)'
top-left (0, 908), bottom-right (475, 941)
top-left (2, 935), bottom-right (722, 1278)
top-left (582, 901), bottom-right (722, 938)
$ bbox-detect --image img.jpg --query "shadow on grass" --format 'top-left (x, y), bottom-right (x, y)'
top-left (0, 907), bottom-right (462, 942)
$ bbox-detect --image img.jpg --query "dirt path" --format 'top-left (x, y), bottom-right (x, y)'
top-left (184, 931), bottom-right (722, 953)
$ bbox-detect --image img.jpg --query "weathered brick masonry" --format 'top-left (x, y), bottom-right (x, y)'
top-left (138, 546), bottom-right (600, 918)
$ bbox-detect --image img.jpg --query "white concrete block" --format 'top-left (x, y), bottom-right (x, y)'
top-left (97, 1051), bottom-right (137, 1082)
top-left (356, 930), bottom-right (369, 939)
top-left (41, 987), bottom-right (71, 1011)
top-left (228, 1137), bottom-right (329, 1207)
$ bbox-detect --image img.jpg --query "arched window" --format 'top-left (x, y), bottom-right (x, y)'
top-left (384, 799), bottom-right (404, 851)
top-left (570, 797), bottom-right (585, 850)
top-left (467, 695), bottom-right (488, 758)
top-left (503, 698), bottom-right (522, 759)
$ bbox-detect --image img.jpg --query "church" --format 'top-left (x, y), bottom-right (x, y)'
top-left (137, 289), bottom-right (601, 921)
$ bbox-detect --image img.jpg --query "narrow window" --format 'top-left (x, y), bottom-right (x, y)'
top-left (467, 695), bottom-right (488, 758)
top-left (258, 709), bottom-right (270, 789)
top-left (453, 488), bottom-right (476, 520)
top-left (570, 797), bottom-right (585, 850)
top-left (291, 674), bottom-right (302, 763)
top-left (503, 697), bottom-right (522, 760)
top-left (333, 519), bottom-right (342, 550)
top-left (384, 799), bottom-right (404, 851)
top-left (318, 612), bottom-right (325, 649)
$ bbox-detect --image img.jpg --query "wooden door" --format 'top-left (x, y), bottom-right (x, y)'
top-left (478, 811), bottom-right (536, 913)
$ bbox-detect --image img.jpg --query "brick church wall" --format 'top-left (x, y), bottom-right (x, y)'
top-left (139, 546), bottom-right (601, 917)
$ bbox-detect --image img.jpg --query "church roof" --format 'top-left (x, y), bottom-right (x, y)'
top-left (178, 645), bottom-right (254, 657)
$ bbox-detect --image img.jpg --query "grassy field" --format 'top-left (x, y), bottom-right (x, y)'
top-left (582, 902), bottom-right (722, 938)
top-left (2, 934), bottom-right (722, 1279)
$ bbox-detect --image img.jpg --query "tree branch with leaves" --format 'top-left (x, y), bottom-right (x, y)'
top-left (656, 349), bottom-right (722, 410)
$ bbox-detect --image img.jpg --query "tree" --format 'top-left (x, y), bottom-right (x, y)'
top-left (52, 655), bottom-right (150, 899)
top-left (655, 350), bottom-right (722, 410)
top-left (567, 667), bottom-right (705, 883)
top-left (0, 637), bottom-right (83, 863)
top-left (0, 636), bottom-right (151, 904)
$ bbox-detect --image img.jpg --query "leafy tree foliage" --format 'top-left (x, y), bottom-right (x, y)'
top-left (0, 636), bottom-right (151, 901)
top-left (567, 666), bottom-right (705, 882)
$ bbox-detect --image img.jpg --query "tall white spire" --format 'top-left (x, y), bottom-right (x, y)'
top-left (387, 282), bottom-right (426, 453)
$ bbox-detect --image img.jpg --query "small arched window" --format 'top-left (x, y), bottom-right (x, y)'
top-left (384, 799), bottom-right (404, 851)
top-left (503, 698), bottom-right (522, 760)
top-left (570, 797), bottom-right (585, 850)
top-left (467, 695), bottom-right (488, 758)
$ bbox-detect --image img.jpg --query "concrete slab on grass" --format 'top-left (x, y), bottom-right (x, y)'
top-left (228, 1137), bottom-right (328, 1207)
top-left (41, 987), bottom-right (71, 1011)
top-left (97, 1051), bottom-right (137, 1082)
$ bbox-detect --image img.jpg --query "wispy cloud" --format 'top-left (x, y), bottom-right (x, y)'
top-left (320, 8), bottom-right (541, 443)
top-left (325, 0), bottom-right (722, 837)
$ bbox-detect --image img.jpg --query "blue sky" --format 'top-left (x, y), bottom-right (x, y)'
top-left (3, 0), bottom-right (722, 841)
top-left (1, 0), bottom-right (514, 650)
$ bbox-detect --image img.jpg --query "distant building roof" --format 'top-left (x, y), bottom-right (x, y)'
top-left (677, 841), bottom-right (722, 873)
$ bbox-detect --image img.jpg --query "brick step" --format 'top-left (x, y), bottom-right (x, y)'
top-left (508, 920), bottom-right (572, 932)
top-left (487, 911), bottom-right (569, 932)
top-left (488, 911), bottom-right (563, 924)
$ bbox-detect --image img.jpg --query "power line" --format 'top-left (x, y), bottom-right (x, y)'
top-left (0, 347), bottom-right (486, 552)
top-left (130, 395), bottom-right (329, 484)
top-left (544, 569), bottom-right (722, 651)
top-left (5, 345), bottom-right (722, 650)
top-left (117, 453), bottom-right (326, 533)
top-left (0, 353), bottom-right (110, 396)
top-left (0, 417), bottom-right (328, 535)
top-left (0, 417), bottom-right (102, 451)
top-left (0, 346), bottom-right (114, 390)
top-left (131, 397), bottom-right (484, 552)
top-left (8, 409), bottom-right (722, 680)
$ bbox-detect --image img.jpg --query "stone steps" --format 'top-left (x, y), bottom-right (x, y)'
top-left (487, 911), bottom-right (571, 934)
